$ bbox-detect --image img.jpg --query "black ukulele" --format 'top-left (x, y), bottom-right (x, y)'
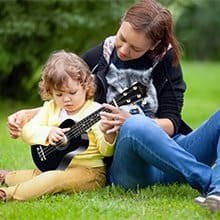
top-left (31, 82), bottom-right (147, 171)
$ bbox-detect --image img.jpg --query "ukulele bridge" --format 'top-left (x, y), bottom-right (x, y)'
top-left (37, 146), bottom-right (46, 161)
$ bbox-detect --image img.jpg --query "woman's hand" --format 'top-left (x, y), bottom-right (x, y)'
top-left (47, 127), bottom-right (70, 146)
top-left (7, 110), bottom-right (27, 139)
top-left (7, 108), bottom-right (41, 139)
top-left (100, 103), bottom-right (131, 134)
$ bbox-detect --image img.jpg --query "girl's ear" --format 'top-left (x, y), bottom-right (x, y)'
top-left (150, 40), bottom-right (161, 50)
top-left (83, 82), bottom-right (89, 90)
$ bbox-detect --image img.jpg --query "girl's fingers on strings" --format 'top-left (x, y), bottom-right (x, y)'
top-left (62, 128), bottom-right (71, 133)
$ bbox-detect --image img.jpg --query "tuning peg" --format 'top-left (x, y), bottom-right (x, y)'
top-left (133, 86), bottom-right (137, 90)
top-left (142, 98), bottom-right (148, 105)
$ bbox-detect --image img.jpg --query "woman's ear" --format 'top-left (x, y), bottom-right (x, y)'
top-left (150, 40), bottom-right (161, 50)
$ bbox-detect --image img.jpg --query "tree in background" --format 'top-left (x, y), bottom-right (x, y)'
top-left (0, 0), bottom-right (219, 101)
top-left (0, 0), bottom-right (133, 101)
top-left (175, 0), bottom-right (220, 60)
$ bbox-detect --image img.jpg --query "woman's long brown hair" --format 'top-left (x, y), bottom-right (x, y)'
top-left (122, 0), bottom-right (181, 66)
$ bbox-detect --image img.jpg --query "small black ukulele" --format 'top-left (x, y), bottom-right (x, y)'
top-left (31, 82), bottom-right (147, 171)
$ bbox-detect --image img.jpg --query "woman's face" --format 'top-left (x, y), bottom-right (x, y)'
top-left (115, 21), bottom-right (154, 61)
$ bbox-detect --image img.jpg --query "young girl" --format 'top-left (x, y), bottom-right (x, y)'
top-left (0, 51), bottom-right (116, 201)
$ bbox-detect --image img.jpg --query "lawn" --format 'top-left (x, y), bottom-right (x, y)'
top-left (0, 61), bottom-right (220, 219)
top-left (182, 61), bottom-right (220, 128)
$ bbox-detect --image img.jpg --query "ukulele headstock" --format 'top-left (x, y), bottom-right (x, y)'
top-left (114, 82), bottom-right (147, 106)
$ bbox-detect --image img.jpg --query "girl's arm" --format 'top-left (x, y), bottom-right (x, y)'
top-left (92, 122), bottom-right (116, 157)
top-left (21, 101), bottom-right (57, 146)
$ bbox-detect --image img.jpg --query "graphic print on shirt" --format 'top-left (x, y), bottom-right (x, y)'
top-left (106, 63), bottom-right (158, 117)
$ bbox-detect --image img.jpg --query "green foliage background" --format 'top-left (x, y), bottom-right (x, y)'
top-left (0, 0), bottom-right (134, 101)
top-left (0, 0), bottom-right (219, 102)
top-left (176, 0), bottom-right (220, 60)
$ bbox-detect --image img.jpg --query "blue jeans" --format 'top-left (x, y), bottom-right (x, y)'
top-left (108, 110), bottom-right (220, 195)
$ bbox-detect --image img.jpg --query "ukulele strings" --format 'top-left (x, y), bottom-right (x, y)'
top-left (42, 94), bottom-right (137, 156)
top-left (42, 111), bottom-right (101, 156)
top-left (41, 106), bottom-right (114, 156)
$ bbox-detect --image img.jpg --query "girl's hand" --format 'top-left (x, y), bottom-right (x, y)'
top-left (100, 103), bottom-right (131, 134)
top-left (48, 127), bottom-right (70, 146)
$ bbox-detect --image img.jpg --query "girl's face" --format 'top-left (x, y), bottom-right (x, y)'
top-left (52, 79), bottom-right (87, 115)
top-left (115, 21), bottom-right (154, 61)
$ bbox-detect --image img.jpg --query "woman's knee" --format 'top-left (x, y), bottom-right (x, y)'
top-left (115, 115), bottom-right (161, 152)
top-left (208, 110), bottom-right (220, 130)
top-left (120, 115), bottom-right (157, 137)
top-left (213, 110), bottom-right (220, 123)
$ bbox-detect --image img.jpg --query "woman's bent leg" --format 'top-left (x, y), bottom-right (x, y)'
top-left (174, 110), bottom-right (220, 195)
top-left (109, 115), bottom-right (211, 193)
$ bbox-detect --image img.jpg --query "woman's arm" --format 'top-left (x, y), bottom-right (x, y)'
top-left (154, 118), bottom-right (174, 136)
top-left (153, 50), bottom-right (186, 135)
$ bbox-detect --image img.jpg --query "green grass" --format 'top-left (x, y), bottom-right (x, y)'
top-left (0, 61), bottom-right (220, 219)
top-left (182, 61), bottom-right (220, 128)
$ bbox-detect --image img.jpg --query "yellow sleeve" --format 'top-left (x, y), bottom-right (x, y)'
top-left (91, 122), bottom-right (116, 157)
top-left (21, 101), bottom-right (58, 146)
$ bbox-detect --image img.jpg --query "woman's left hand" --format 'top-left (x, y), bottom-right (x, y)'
top-left (100, 103), bottom-right (131, 134)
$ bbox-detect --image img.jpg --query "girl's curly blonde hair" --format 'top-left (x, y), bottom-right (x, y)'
top-left (39, 50), bottom-right (96, 100)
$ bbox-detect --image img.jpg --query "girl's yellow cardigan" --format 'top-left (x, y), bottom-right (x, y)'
top-left (21, 100), bottom-right (115, 168)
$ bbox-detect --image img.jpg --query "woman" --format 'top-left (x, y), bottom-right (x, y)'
top-left (7, 0), bottom-right (220, 211)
